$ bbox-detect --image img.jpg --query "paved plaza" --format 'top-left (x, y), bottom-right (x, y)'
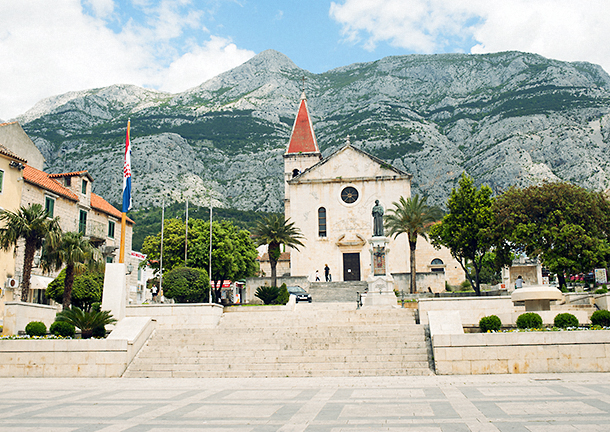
top-left (1, 374), bottom-right (610, 431)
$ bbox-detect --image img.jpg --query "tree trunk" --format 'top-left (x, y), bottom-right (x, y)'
top-left (62, 264), bottom-right (75, 310)
top-left (409, 239), bottom-right (417, 294)
top-left (21, 241), bottom-right (36, 302)
top-left (269, 242), bottom-right (280, 288)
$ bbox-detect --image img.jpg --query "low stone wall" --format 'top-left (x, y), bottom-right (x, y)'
top-left (419, 297), bottom-right (514, 326)
top-left (433, 331), bottom-right (610, 374)
top-left (0, 317), bottom-right (154, 377)
top-left (2, 302), bottom-right (59, 336)
top-left (125, 303), bottom-right (223, 329)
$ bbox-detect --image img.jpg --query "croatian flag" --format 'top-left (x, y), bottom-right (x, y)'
top-left (122, 119), bottom-right (132, 213)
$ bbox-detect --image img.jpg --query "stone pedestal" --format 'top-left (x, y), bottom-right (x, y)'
top-left (511, 285), bottom-right (563, 311)
top-left (101, 263), bottom-right (128, 322)
top-left (363, 236), bottom-right (396, 307)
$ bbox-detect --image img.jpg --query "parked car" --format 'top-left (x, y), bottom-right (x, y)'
top-left (287, 286), bottom-right (312, 303)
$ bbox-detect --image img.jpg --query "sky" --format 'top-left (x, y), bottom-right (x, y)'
top-left (2, 0), bottom-right (610, 121)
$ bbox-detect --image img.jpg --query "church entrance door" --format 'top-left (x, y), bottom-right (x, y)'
top-left (343, 253), bottom-right (361, 281)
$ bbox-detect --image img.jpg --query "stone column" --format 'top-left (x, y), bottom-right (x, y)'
top-left (101, 263), bottom-right (128, 322)
top-left (363, 236), bottom-right (396, 307)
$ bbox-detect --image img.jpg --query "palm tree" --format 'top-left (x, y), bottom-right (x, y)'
top-left (55, 306), bottom-right (116, 339)
top-left (252, 214), bottom-right (304, 288)
top-left (384, 195), bottom-right (443, 294)
top-left (0, 204), bottom-right (61, 301)
top-left (42, 231), bottom-right (98, 310)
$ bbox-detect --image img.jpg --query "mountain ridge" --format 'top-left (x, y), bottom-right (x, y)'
top-left (15, 49), bottom-right (610, 212)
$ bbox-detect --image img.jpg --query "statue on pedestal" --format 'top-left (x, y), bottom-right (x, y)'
top-left (372, 200), bottom-right (384, 237)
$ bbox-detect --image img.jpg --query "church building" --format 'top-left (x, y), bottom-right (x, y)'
top-left (283, 92), bottom-right (463, 292)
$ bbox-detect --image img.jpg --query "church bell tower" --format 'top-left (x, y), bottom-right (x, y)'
top-left (284, 91), bottom-right (322, 217)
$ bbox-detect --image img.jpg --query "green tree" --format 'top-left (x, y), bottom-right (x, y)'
top-left (141, 218), bottom-right (258, 302)
top-left (41, 231), bottom-right (98, 310)
top-left (55, 306), bottom-right (116, 339)
top-left (252, 214), bottom-right (304, 288)
top-left (0, 203), bottom-right (61, 301)
top-left (430, 174), bottom-right (509, 295)
top-left (384, 195), bottom-right (443, 293)
top-left (494, 182), bottom-right (610, 289)
top-left (45, 268), bottom-right (104, 311)
top-left (162, 267), bottom-right (209, 303)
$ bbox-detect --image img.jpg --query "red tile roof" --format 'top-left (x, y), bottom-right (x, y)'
top-left (91, 193), bottom-right (134, 224)
top-left (0, 144), bottom-right (27, 163)
top-left (23, 165), bottom-right (78, 201)
top-left (286, 93), bottom-right (319, 154)
top-left (258, 252), bottom-right (290, 262)
top-left (49, 171), bottom-right (94, 181)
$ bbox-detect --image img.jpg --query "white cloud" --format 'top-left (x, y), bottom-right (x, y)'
top-left (330, 0), bottom-right (610, 73)
top-left (0, 0), bottom-right (254, 120)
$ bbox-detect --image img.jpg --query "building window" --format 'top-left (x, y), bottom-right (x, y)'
top-left (431, 258), bottom-right (444, 265)
top-left (108, 221), bottom-right (115, 238)
top-left (431, 258), bottom-right (445, 273)
top-left (318, 207), bottom-right (327, 237)
top-left (45, 196), bottom-right (55, 218)
top-left (106, 256), bottom-right (113, 264)
top-left (79, 210), bottom-right (87, 235)
top-left (81, 179), bottom-right (87, 194)
top-left (341, 186), bottom-right (359, 204)
top-left (0, 169), bottom-right (4, 193)
top-left (65, 177), bottom-right (71, 187)
top-left (137, 267), bottom-right (142, 282)
top-left (292, 168), bottom-right (300, 178)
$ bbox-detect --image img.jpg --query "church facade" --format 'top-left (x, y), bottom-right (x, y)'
top-left (283, 92), bottom-right (463, 292)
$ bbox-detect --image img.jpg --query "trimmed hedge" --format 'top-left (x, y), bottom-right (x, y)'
top-left (479, 315), bottom-right (502, 332)
top-left (591, 310), bottom-right (610, 327)
top-left (49, 321), bottom-right (76, 337)
top-left (553, 313), bottom-right (579, 328)
top-left (25, 321), bottom-right (47, 337)
top-left (516, 312), bottom-right (543, 329)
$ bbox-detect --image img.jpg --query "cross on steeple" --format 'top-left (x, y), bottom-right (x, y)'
top-left (301, 75), bottom-right (307, 93)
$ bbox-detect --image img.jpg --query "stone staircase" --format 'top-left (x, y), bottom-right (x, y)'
top-left (307, 281), bottom-right (368, 302)
top-left (123, 303), bottom-right (432, 378)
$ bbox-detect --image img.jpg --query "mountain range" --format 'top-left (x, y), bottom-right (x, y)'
top-left (14, 49), bottom-right (610, 212)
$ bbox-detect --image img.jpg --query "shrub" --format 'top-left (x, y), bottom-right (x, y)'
top-left (25, 321), bottom-right (47, 337)
top-left (162, 267), bottom-right (209, 303)
top-left (49, 321), bottom-right (75, 337)
top-left (479, 315), bottom-right (502, 332)
top-left (459, 280), bottom-right (473, 291)
top-left (56, 306), bottom-right (117, 339)
top-left (45, 269), bottom-right (104, 311)
top-left (595, 287), bottom-right (608, 294)
top-left (255, 286), bottom-right (280, 304)
top-left (553, 313), bottom-right (579, 328)
top-left (516, 312), bottom-right (543, 329)
top-left (91, 302), bottom-right (101, 312)
top-left (91, 325), bottom-right (106, 338)
top-left (591, 310), bottom-right (610, 327)
top-left (275, 283), bottom-right (290, 305)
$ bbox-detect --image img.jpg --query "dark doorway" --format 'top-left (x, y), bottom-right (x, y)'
top-left (343, 253), bottom-right (361, 281)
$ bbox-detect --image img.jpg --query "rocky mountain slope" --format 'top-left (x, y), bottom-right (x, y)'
top-left (17, 50), bottom-right (610, 211)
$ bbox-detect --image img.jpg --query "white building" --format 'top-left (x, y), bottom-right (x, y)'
top-left (283, 92), bottom-right (463, 292)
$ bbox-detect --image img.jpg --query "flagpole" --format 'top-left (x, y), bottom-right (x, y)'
top-left (119, 118), bottom-right (131, 263)
top-left (185, 198), bottom-right (189, 265)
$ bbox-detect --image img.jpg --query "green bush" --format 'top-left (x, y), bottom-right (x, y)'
top-left (91, 325), bottom-right (106, 338)
top-left (553, 313), bottom-right (579, 328)
top-left (275, 283), bottom-right (289, 305)
top-left (46, 269), bottom-right (104, 311)
top-left (25, 321), bottom-right (47, 337)
top-left (479, 315), bottom-right (502, 332)
top-left (55, 307), bottom-right (117, 339)
top-left (516, 312), bottom-right (543, 329)
top-left (459, 280), bottom-right (473, 291)
top-left (91, 302), bottom-right (101, 312)
top-left (163, 267), bottom-right (209, 303)
top-left (255, 286), bottom-right (280, 304)
top-left (591, 310), bottom-right (610, 327)
top-left (49, 321), bottom-right (75, 337)
top-left (595, 287), bottom-right (608, 294)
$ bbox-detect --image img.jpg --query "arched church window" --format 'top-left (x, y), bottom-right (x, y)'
top-left (292, 169), bottom-right (300, 178)
top-left (318, 207), bottom-right (327, 237)
top-left (431, 258), bottom-right (445, 272)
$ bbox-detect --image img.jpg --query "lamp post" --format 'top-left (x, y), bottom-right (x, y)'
top-left (209, 193), bottom-right (213, 303)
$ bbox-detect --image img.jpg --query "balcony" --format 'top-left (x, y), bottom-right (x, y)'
top-left (75, 218), bottom-right (107, 242)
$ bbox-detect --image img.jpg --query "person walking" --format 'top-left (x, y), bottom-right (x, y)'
top-left (315, 270), bottom-right (320, 281)
top-left (324, 264), bottom-right (331, 282)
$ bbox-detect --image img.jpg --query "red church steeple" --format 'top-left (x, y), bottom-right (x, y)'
top-left (286, 91), bottom-right (319, 154)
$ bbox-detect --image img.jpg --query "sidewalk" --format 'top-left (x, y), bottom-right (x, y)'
top-left (1, 373), bottom-right (610, 431)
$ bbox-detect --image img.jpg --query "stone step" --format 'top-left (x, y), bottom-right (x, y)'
top-left (124, 305), bottom-right (432, 378)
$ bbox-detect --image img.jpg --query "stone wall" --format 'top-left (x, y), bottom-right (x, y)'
top-left (245, 276), bottom-right (310, 303)
top-left (0, 317), bottom-right (154, 377)
top-left (125, 303), bottom-right (223, 329)
top-left (433, 331), bottom-right (610, 374)
top-left (2, 302), bottom-right (58, 336)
